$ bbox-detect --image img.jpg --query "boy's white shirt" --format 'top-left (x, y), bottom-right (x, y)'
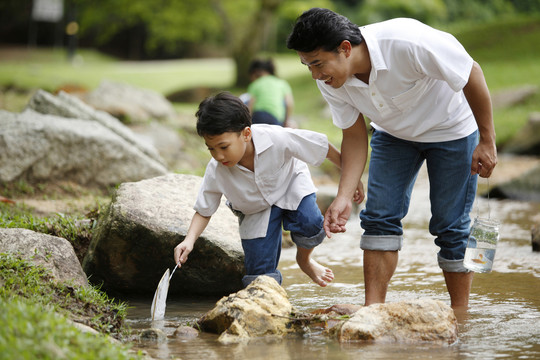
top-left (194, 124), bottom-right (329, 239)
top-left (318, 17), bottom-right (478, 143)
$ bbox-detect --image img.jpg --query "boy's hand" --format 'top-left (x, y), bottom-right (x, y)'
top-left (174, 241), bottom-right (194, 267)
top-left (353, 180), bottom-right (365, 204)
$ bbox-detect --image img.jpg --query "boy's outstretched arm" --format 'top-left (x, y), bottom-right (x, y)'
top-left (174, 212), bottom-right (211, 267)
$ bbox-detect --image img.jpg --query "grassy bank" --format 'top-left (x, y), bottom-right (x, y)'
top-left (0, 253), bottom-right (144, 359)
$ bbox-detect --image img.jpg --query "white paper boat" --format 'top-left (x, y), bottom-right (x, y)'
top-left (150, 265), bottom-right (177, 321)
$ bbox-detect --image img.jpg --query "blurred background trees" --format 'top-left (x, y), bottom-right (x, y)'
top-left (1, 0), bottom-right (539, 87)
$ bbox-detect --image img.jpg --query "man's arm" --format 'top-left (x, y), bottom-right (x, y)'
top-left (324, 115), bottom-right (369, 237)
top-left (463, 61), bottom-right (497, 178)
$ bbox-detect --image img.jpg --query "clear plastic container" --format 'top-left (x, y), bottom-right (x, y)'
top-left (463, 217), bottom-right (499, 273)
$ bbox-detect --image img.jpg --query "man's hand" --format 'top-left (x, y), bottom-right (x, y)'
top-left (324, 195), bottom-right (352, 238)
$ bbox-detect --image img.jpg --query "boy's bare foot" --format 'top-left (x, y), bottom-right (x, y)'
top-left (298, 258), bottom-right (334, 287)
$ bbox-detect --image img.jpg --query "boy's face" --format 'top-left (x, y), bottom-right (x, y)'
top-left (203, 127), bottom-right (252, 167)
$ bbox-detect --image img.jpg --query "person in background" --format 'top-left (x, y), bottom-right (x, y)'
top-left (247, 58), bottom-right (294, 127)
top-left (286, 8), bottom-right (497, 309)
top-left (173, 92), bottom-right (361, 288)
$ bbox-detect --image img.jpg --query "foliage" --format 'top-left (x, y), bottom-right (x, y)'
top-left (359, 0), bottom-right (448, 24)
top-left (0, 197), bottom-right (100, 262)
top-left (0, 253), bottom-right (133, 342)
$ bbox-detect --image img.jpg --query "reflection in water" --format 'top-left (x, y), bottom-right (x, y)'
top-left (127, 165), bottom-right (540, 359)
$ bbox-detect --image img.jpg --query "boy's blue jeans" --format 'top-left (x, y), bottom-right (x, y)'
top-left (360, 130), bottom-right (478, 272)
top-left (241, 193), bottom-right (325, 287)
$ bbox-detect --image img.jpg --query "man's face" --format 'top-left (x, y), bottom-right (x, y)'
top-left (298, 46), bottom-right (351, 89)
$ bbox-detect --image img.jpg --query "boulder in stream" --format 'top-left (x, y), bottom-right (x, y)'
top-left (82, 173), bottom-right (245, 296)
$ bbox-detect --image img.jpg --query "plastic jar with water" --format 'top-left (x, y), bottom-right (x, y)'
top-left (464, 217), bottom-right (500, 273)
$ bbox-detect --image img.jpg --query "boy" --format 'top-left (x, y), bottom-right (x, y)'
top-left (286, 8), bottom-right (496, 308)
top-left (174, 92), bottom-right (355, 287)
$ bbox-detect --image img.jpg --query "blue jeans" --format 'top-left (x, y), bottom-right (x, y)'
top-left (360, 130), bottom-right (478, 272)
top-left (241, 193), bottom-right (325, 287)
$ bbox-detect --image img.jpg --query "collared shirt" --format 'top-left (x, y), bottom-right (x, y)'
top-left (194, 124), bottom-right (329, 239)
top-left (318, 18), bottom-right (478, 142)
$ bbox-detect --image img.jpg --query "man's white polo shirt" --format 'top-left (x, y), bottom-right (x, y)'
top-left (318, 17), bottom-right (478, 143)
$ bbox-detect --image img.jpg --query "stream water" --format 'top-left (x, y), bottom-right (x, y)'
top-left (125, 164), bottom-right (540, 360)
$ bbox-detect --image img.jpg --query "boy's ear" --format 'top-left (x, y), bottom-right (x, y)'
top-left (339, 40), bottom-right (352, 57)
top-left (242, 127), bottom-right (252, 141)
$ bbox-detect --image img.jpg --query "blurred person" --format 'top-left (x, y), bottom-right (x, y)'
top-left (287, 8), bottom-right (497, 309)
top-left (247, 58), bottom-right (294, 127)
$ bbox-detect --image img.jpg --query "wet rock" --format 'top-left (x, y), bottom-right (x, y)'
top-left (140, 328), bottom-right (167, 342)
top-left (0, 228), bottom-right (88, 287)
top-left (338, 299), bottom-right (458, 344)
top-left (197, 276), bottom-right (292, 344)
top-left (532, 224), bottom-right (540, 252)
top-left (173, 326), bottom-right (199, 339)
top-left (83, 173), bottom-right (244, 296)
top-left (488, 164), bottom-right (540, 201)
top-left (81, 80), bottom-right (177, 123)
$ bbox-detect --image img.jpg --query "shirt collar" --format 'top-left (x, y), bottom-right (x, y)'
top-left (359, 25), bottom-right (388, 82)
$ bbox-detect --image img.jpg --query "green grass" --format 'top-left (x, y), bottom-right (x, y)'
top-left (0, 253), bottom-right (144, 360)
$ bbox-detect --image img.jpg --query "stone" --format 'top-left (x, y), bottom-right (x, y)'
top-left (338, 299), bottom-right (458, 344)
top-left (82, 173), bottom-right (245, 296)
top-left (197, 276), bottom-right (293, 343)
top-left (0, 228), bottom-right (88, 287)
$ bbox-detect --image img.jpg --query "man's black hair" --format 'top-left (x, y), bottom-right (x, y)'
top-left (196, 92), bottom-right (251, 137)
top-left (287, 8), bottom-right (363, 53)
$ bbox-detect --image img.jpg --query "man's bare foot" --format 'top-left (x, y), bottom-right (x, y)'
top-left (297, 258), bottom-right (334, 287)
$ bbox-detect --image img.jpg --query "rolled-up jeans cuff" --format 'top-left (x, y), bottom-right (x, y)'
top-left (437, 254), bottom-right (471, 272)
top-left (360, 235), bottom-right (403, 251)
top-left (242, 270), bottom-right (283, 287)
top-left (292, 227), bottom-right (325, 249)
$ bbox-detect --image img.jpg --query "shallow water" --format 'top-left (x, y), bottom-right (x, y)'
top-left (126, 165), bottom-right (540, 359)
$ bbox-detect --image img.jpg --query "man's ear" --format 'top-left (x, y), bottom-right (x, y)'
top-left (339, 40), bottom-right (352, 57)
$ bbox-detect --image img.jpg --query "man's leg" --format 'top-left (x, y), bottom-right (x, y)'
top-left (360, 130), bottom-right (424, 305)
top-left (364, 250), bottom-right (398, 305)
top-left (424, 131), bottom-right (478, 308)
top-left (444, 270), bottom-right (474, 309)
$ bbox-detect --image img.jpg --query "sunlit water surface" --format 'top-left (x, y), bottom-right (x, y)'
top-left (126, 166), bottom-right (540, 359)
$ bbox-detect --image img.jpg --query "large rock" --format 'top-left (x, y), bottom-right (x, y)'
top-left (488, 164), bottom-right (540, 201)
top-left (197, 276), bottom-right (293, 344)
top-left (501, 112), bottom-right (540, 155)
top-left (81, 80), bottom-right (177, 123)
top-left (0, 108), bottom-right (167, 187)
top-left (27, 89), bottom-right (165, 165)
top-left (82, 174), bottom-right (245, 296)
top-left (338, 299), bottom-right (458, 344)
top-left (0, 228), bottom-right (88, 287)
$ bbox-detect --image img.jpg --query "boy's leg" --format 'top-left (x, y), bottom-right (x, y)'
top-left (241, 206), bottom-right (283, 287)
top-left (283, 193), bottom-right (334, 287)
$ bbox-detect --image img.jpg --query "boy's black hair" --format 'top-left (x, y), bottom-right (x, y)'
top-left (196, 92), bottom-right (251, 137)
top-left (286, 8), bottom-right (363, 53)
top-left (249, 58), bottom-right (275, 76)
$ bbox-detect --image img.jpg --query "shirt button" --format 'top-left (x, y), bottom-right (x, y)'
top-left (379, 103), bottom-right (383, 107)
top-left (371, 92), bottom-right (376, 96)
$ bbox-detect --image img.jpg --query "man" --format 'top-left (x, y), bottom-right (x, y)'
top-left (287, 8), bottom-right (497, 309)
